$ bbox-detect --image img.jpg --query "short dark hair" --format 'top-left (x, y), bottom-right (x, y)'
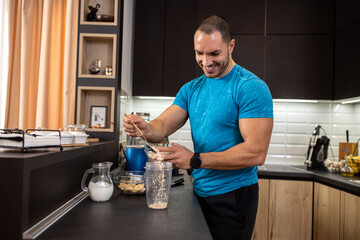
top-left (196, 15), bottom-right (232, 44)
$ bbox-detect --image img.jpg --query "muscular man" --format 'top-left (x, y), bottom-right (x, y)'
top-left (123, 15), bottom-right (273, 240)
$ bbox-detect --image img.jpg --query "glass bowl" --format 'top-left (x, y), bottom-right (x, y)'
top-left (112, 171), bottom-right (145, 195)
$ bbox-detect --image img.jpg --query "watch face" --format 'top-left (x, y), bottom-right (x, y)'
top-left (191, 156), bottom-right (202, 169)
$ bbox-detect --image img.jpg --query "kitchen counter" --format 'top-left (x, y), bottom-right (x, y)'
top-left (32, 164), bottom-right (360, 240)
top-left (258, 164), bottom-right (360, 196)
top-left (36, 174), bottom-right (212, 240)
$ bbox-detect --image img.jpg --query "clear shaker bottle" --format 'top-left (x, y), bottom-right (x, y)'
top-left (145, 161), bottom-right (173, 209)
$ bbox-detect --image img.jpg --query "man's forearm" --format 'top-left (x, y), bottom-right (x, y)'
top-left (145, 119), bottom-right (168, 143)
top-left (200, 141), bottom-right (269, 170)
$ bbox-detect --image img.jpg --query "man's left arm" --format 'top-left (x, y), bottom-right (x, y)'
top-left (200, 118), bottom-right (273, 170)
top-left (160, 117), bottom-right (273, 170)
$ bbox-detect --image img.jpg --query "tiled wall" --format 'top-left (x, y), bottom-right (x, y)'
top-left (120, 97), bottom-right (360, 165)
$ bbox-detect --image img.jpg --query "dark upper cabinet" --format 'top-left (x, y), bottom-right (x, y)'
top-left (196, 0), bottom-right (265, 34)
top-left (133, 0), bottom-right (165, 96)
top-left (267, 0), bottom-right (334, 34)
top-left (163, 0), bottom-right (197, 96)
top-left (133, 0), bottom-right (196, 96)
top-left (265, 35), bottom-right (333, 99)
top-left (232, 35), bottom-right (265, 79)
top-left (335, 0), bottom-right (360, 32)
top-left (334, 22), bottom-right (360, 100)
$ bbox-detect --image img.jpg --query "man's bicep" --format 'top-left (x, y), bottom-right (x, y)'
top-left (238, 118), bottom-right (273, 148)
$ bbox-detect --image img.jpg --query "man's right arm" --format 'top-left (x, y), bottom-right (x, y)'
top-left (145, 105), bottom-right (188, 143)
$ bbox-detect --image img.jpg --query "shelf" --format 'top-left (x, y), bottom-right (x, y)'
top-left (76, 86), bottom-right (115, 132)
top-left (80, 0), bottom-right (118, 26)
top-left (78, 33), bottom-right (117, 78)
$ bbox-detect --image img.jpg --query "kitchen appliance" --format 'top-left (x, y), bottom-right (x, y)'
top-left (305, 124), bottom-right (329, 170)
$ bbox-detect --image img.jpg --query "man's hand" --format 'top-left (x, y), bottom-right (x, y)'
top-left (122, 114), bottom-right (148, 138)
top-left (158, 143), bottom-right (194, 169)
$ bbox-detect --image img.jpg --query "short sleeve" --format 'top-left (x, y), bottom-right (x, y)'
top-left (236, 78), bottom-right (273, 119)
top-left (172, 83), bottom-right (189, 112)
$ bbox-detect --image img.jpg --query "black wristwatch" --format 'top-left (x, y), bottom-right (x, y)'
top-left (190, 153), bottom-right (202, 169)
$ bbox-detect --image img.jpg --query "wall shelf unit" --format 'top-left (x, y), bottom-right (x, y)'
top-left (75, 0), bottom-right (122, 141)
top-left (78, 33), bottom-right (117, 78)
top-left (80, 0), bottom-right (118, 26)
top-left (76, 86), bottom-right (115, 132)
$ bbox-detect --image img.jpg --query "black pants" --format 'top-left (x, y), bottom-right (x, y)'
top-left (195, 183), bottom-right (259, 240)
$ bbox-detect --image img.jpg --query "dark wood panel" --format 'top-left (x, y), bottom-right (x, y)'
top-left (267, 0), bottom-right (334, 34)
top-left (233, 35), bottom-right (265, 80)
top-left (163, 0), bottom-right (196, 96)
top-left (132, 0), bottom-right (165, 96)
top-left (196, 0), bottom-right (265, 35)
top-left (335, 0), bottom-right (360, 32)
top-left (265, 35), bottom-right (333, 99)
top-left (334, 22), bottom-right (360, 100)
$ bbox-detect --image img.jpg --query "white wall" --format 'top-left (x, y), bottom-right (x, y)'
top-left (120, 98), bottom-right (360, 166)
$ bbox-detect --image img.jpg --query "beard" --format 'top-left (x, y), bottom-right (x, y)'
top-left (200, 49), bottom-right (231, 78)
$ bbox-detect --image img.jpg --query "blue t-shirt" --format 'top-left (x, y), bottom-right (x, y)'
top-left (173, 64), bottom-right (273, 197)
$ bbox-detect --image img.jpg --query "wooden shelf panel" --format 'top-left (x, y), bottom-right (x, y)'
top-left (77, 86), bottom-right (115, 132)
top-left (78, 33), bottom-right (117, 78)
top-left (80, 0), bottom-right (118, 26)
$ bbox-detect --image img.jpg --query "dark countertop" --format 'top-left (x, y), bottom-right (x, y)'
top-left (35, 164), bottom-right (360, 240)
top-left (37, 174), bottom-right (212, 240)
top-left (258, 164), bottom-right (360, 196)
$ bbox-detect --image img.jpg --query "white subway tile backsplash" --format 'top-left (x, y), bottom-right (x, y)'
top-left (332, 104), bottom-right (353, 113)
top-left (306, 103), bottom-right (331, 113)
top-left (273, 112), bottom-right (286, 122)
top-left (265, 155), bottom-right (286, 165)
top-left (287, 103), bottom-right (314, 112)
top-left (286, 134), bottom-right (309, 145)
top-left (286, 156), bottom-right (306, 165)
top-left (270, 134), bottom-right (286, 144)
top-left (286, 144), bottom-right (308, 155)
top-left (287, 123), bottom-right (308, 134)
top-left (273, 102), bottom-right (287, 112)
top-left (272, 123), bottom-right (286, 133)
top-left (267, 144), bottom-right (286, 155)
top-left (120, 98), bottom-right (360, 165)
top-left (308, 113), bottom-right (331, 124)
top-left (332, 114), bottom-right (354, 124)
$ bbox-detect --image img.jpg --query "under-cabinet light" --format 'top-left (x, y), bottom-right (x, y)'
top-left (273, 99), bottom-right (319, 103)
top-left (341, 98), bottom-right (360, 104)
top-left (136, 96), bottom-right (175, 100)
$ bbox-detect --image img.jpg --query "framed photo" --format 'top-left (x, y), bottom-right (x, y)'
top-left (90, 106), bottom-right (107, 128)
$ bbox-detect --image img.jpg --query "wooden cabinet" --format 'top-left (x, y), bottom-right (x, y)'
top-left (252, 179), bottom-right (313, 240)
top-left (269, 180), bottom-right (313, 240)
top-left (75, 0), bottom-right (122, 141)
top-left (313, 183), bottom-right (360, 240)
top-left (340, 191), bottom-right (360, 240)
top-left (313, 183), bottom-right (341, 240)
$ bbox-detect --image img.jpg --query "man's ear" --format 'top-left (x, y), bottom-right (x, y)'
top-left (229, 39), bottom-right (235, 54)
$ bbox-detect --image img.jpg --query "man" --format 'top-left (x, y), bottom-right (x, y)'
top-left (123, 15), bottom-right (273, 240)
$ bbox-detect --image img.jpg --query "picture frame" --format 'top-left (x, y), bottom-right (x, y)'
top-left (90, 106), bottom-right (107, 128)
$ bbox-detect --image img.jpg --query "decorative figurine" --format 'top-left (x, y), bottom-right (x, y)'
top-left (87, 3), bottom-right (100, 21)
top-left (105, 66), bottom-right (112, 76)
top-left (89, 59), bottom-right (101, 74)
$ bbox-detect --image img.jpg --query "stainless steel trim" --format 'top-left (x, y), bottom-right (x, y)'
top-left (23, 191), bottom-right (89, 239)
